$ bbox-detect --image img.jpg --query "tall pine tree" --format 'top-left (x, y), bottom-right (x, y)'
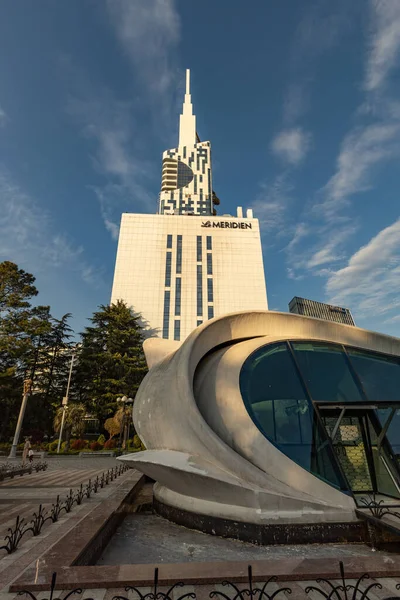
top-left (0, 262), bottom-right (75, 440)
top-left (76, 301), bottom-right (148, 422)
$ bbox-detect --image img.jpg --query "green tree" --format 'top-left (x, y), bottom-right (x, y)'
top-left (0, 262), bottom-right (76, 441)
top-left (53, 402), bottom-right (86, 449)
top-left (104, 416), bottom-right (120, 440)
top-left (24, 313), bottom-right (75, 436)
top-left (75, 301), bottom-right (148, 422)
top-left (0, 262), bottom-right (40, 441)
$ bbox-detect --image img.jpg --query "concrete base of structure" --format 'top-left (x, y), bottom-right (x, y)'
top-left (153, 492), bottom-right (368, 546)
top-left (153, 482), bottom-right (358, 527)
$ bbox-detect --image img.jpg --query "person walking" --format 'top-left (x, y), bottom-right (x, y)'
top-left (22, 437), bottom-right (31, 466)
top-left (28, 448), bottom-right (34, 464)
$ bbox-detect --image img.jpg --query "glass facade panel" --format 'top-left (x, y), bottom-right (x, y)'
top-left (174, 320), bottom-right (181, 341)
top-left (166, 234), bottom-right (172, 249)
top-left (175, 277), bottom-right (181, 316)
top-left (207, 278), bottom-right (213, 302)
top-left (197, 265), bottom-right (203, 316)
top-left (207, 253), bottom-right (213, 275)
top-left (208, 306), bottom-right (214, 320)
top-left (377, 408), bottom-right (400, 457)
top-left (240, 343), bottom-right (347, 490)
top-left (162, 291), bottom-right (170, 339)
top-left (177, 161), bottom-right (194, 189)
top-left (347, 349), bottom-right (400, 402)
top-left (206, 236), bottom-right (212, 250)
top-left (164, 252), bottom-right (172, 287)
top-left (292, 342), bottom-right (363, 403)
top-left (176, 235), bottom-right (182, 274)
top-left (196, 236), bottom-right (202, 262)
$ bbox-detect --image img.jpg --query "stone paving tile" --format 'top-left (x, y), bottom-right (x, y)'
top-left (103, 588), bottom-right (122, 600)
top-left (5, 577), bottom-right (400, 600)
top-left (0, 472), bottom-right (131, 590)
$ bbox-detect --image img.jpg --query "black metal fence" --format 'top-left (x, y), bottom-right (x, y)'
top-left (15, 562), bottom-right (400, 600)
top-left (360, 494), bottom-right (400, 522)
top-left (0, 461), bottom-right (48, 481)
top-left (0, 464), bottom-right (129, 554)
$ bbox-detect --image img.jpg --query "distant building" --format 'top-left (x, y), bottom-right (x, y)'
top-left (288, 296), bottom-right (355, 326)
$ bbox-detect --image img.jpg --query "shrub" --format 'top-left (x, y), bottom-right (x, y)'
top-left (133, 434), bottom-right (142, 449)
top-left (97, 434), bottom-right (106, 446)
top-left (49, 440), bottom-right (59, 452)
top-left (90, 441), bottom-right (102, 451)
top-left (104, 439), bottom-right (116, 449)
top-left (70, 439), bottom-right (87, 450)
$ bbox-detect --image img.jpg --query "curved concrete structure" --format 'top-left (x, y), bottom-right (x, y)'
top-left (120, 311), bottom-right (400, 525)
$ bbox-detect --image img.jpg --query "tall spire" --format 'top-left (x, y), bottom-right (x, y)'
top-left (179, 68), bottom-right (196, 148)
top-left (186, 68), bottom-right (190, 94)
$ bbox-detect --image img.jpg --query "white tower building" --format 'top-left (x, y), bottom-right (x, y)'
top-left (159, 69), bottom-right (214, 217)
top-left (111, 70), bottom-right (268, 341)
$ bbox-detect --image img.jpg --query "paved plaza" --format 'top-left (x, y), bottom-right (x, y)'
top-left (0, 455), bottom-right (133, 595)
top-left (1, 457), bottom-right (400, 600)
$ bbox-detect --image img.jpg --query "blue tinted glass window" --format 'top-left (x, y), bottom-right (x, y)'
top-left (166, 234), bottom-right (172, 249)
top-left (208, 306), bottom-right (214, 320)
top-left (176, 235), bottom-right (182, 274)
top-left (164, 252), bottom-right (172, 287)
top-left (175, 277), bottom-right (181, 316)
top-left (207, 278), bottom-right (213, 302)
top-left (196, 236), bottom-right (202, 262)
top-left (197, 265), bottom-right (203, 316)
top-left (240, 343), bottom-right (348, 491)
top-left (206, 236), bottom-right (212, 250)
top-left (197, 320), bottom-right (203, 326)
top-left (177, 161), bottom-right (193, 189)
top-left (207, 253), bottom-right (213, 275)
top-left (162, 291), bottom-right (170, 338)
top-left (292, 342), bottom-right (364, 403)
top-left (174, 320), bottom-right (181, 341)
top-left (347, 349), bottom-right (400, 402)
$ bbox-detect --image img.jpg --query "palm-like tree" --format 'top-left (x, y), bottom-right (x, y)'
top-left (53, 403), bottom-right (86, 449)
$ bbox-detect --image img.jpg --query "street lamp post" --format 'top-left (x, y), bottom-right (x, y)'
top-left (117, 396), bottom-right (133, 454)
top-left (9, 379), bottom-right (33, 459)
top-left (57, 349), bottom-right (76, 454)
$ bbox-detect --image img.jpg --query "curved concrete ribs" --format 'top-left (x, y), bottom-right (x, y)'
top-left (120, 310), bottom-right (400, 524)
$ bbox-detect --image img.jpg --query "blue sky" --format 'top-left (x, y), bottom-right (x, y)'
top-left (0, 0), bottom-right (400, 337)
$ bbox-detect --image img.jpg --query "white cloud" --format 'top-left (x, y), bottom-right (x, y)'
top-left (67, 87), bottom-right (154, 238)
top-left (63, 0), bottom-right (180, 240)
top-left (252, 173), bottom-right (293, 233)
top-left (306, 225), bottom-right (357, 268)
top-left (319, 123), bottom-right (400, 215)
top-left (106, 0), bottom-right (180, 97)
top-left (365, 0), bottom-right (400, 92)
top-left (326, 218), bottom-right (400, 318)
top-left (0, 169), bottom-right (102, 287)
top-left (285, 222), bottom-right (311, 252)
top-left (271, 128), bottom-right (312, 166)
top-left (287, 223), bottom-right (357, 280)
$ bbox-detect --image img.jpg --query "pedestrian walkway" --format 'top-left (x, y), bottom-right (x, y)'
top-left (0, 465), bottom-right (138, 594)
top-left (0, 457), bottom-right (120, 503)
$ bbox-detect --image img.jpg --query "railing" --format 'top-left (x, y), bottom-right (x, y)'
top-left (0, 464), bottom-right (129, 554)
top-left (0, 461), bottom-right (48, 481)
top-left (15, 562), bottom-right (400, 600)
top-left (359, 494), bottom-right (400, 521)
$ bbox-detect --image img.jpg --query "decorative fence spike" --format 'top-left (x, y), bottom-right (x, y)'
top-left (2, 461), bottom-right (127, 555)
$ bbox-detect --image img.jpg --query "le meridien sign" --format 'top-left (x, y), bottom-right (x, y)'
top-left (201, 221), bottom-right (252, 230)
